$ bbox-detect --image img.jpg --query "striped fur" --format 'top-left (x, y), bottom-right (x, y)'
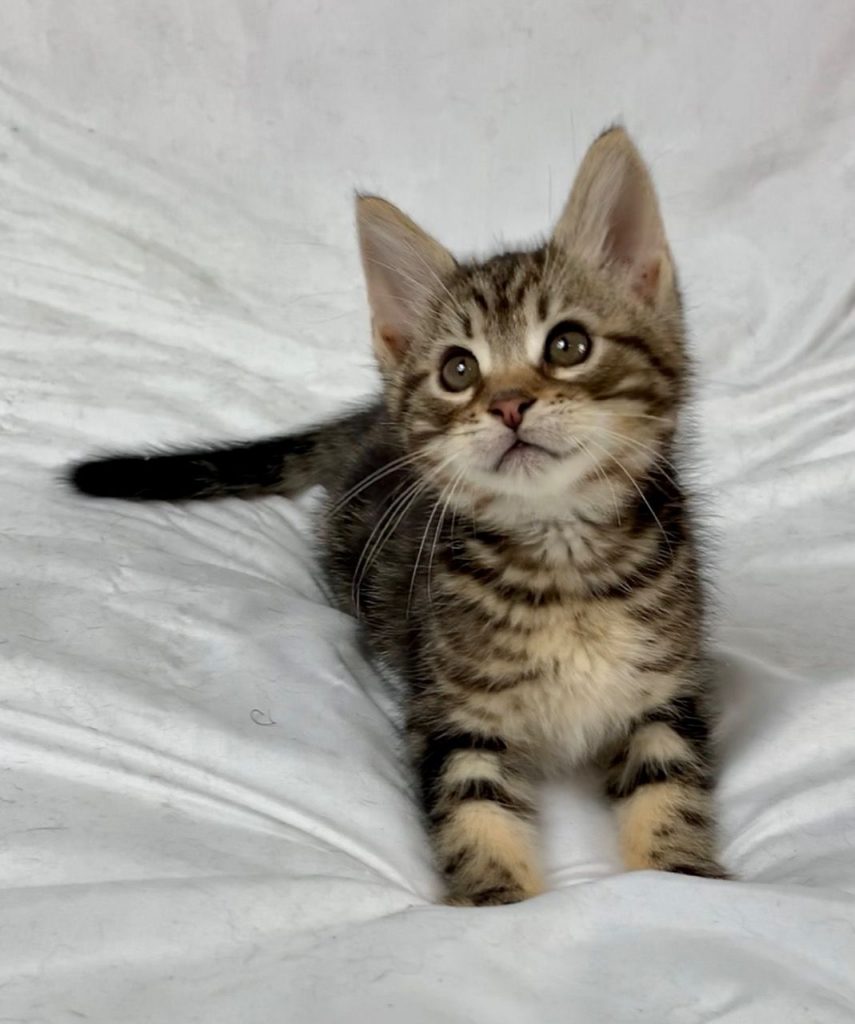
top-left (70, 128), bottom-right (727, 904)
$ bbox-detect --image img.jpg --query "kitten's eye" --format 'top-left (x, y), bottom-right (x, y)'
top-left (544, 321), bottom-right (592, 368)
top-left (440, 347), bottom-right (480, 393)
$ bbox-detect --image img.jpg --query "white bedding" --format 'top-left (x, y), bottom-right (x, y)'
top-left (1, 2), bottom-right (854, 1020)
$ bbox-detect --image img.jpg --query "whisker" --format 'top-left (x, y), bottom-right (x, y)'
top-left (427, 467), bottom-right (466, 607)
top-left (606, 412), bottom-right (674, 423)
top-left (572, 416), bottom-right (680, 466)
top-left (575, 436), bottom-right (622, 526)
top-left (352, 452), bottom-right (459, 617)
top-left (576, 423), bottom-right (682, 491)
top-left (407, 492), bottom-right (444, 614)
top-left (352, 476), bottom-right (428, 617)
top-left (584, 437), bottom-right (673, 555)
top-left (330, 451), bottom-right (424, 514)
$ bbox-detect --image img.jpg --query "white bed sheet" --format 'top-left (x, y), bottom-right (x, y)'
top-left (1, 2), bottom-right (854, 1021)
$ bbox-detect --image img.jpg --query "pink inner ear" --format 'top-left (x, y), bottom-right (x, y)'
top-left (605, 190), bottom-right (644, 267)
top-left (376, 322), bottom-right (408, 364)
top-left (605, 189), bottom-right (666, 305)
top-left (632, 255), bottom-right (662, 304)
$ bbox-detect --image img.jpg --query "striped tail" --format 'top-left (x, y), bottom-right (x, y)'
top-left (68, 404), bottom-right (378, 501)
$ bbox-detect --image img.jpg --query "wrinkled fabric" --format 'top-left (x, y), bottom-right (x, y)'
top-left (0, 2), bottom-right (853, 1021)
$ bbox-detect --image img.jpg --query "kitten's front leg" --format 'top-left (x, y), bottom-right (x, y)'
top-left (606, 694), bottom-right (728, 878)
top-left (413, 728), bottom-right (543, 906)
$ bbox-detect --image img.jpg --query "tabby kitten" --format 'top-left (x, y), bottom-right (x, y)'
top-left (71, 128), bottom-right (727, 905)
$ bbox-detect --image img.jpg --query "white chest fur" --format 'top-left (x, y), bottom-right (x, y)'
top-left (442, 517), bottom-right (679, 766)
top-left (460, 595), bottom-right (672, 769)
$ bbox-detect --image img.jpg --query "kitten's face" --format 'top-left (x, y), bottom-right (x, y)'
top-left (391, 246), bottom-right (684, 518)
top-left (357, 128), bottom-right (684, 523)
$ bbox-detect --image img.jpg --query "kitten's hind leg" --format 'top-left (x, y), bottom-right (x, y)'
top-left (414, 729), bottom-right (543, 906)
top-left (606, 696), bottom-right (729, 879)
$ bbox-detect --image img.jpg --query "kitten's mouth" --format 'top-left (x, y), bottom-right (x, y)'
top-left (495, 439), bottom-right (555, 472)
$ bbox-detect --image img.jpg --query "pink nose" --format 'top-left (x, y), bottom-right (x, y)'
top-left (488, 393), bottom-right (535, 430)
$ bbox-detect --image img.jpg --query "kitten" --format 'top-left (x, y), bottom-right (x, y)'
top-left (71, 127), bottom-right (727, 905)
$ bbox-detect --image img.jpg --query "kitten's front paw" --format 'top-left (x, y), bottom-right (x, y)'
top-left (443, 877), bottom-right (542, 907)
top-left (444, 885), bottom-right (526, 907)
top-left (662, 859), bottom-right (731, 880)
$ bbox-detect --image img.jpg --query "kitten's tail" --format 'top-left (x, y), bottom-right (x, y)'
top-left (68, 405), bottom-right (379, 502)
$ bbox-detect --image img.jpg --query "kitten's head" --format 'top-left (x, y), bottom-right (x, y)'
top-left (357, 128), bottom-right (686, 525)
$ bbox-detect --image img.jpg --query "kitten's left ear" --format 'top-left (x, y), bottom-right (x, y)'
top-left (552, 127), bottom-right (675, 309)
top-left (356, 195), bottom-right (456, 372)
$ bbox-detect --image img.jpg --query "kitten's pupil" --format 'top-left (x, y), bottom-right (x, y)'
top-left (440, 348), bottom-right (480, 392)
top-left (544, 321), bottom-right (592, 367)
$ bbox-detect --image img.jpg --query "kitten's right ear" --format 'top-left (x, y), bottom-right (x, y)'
top-left (356, 195), bottom-right (456, 372)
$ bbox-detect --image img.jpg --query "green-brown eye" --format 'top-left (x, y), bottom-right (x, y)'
top-left (440, 347), bottom-right (480, 393)
top-left (544, 321), bottom-right (592, 368)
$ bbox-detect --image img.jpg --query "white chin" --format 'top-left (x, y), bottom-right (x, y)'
top-left (495, 442), bottom-right (555, 476)
top-left (471, 445), bottom-right (597, 499)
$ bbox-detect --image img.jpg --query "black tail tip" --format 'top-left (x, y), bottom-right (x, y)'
top-left (68, 457), bottom-right (148, 499)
